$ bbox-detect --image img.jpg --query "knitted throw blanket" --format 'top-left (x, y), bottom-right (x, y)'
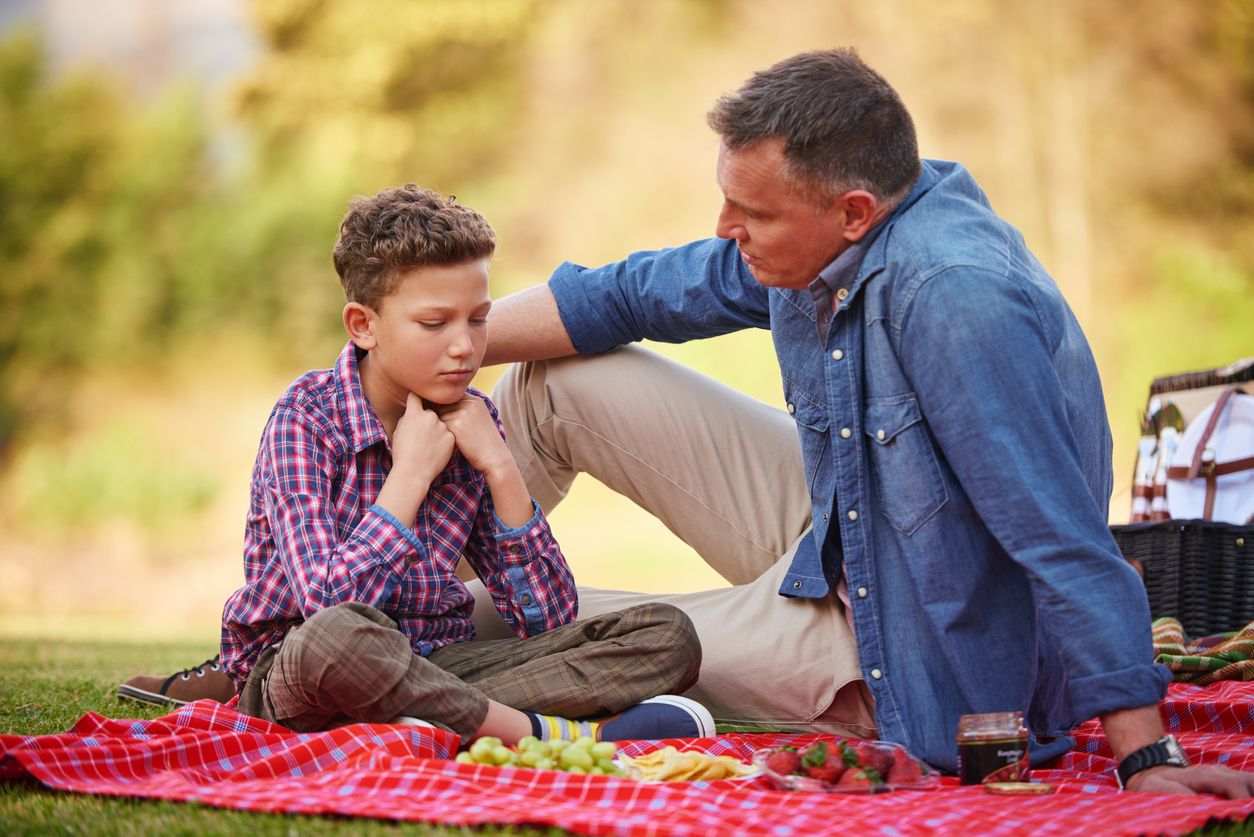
top-left (1153, 617), bottom-right (1254, 683)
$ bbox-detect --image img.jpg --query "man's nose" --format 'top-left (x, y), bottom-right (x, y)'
top-left (715, 203), bottom-right (745, 241)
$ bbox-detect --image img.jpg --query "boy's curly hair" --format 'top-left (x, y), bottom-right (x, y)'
top-left (332, 184), bottom-right (496, 309)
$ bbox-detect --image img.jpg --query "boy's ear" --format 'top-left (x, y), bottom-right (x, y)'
top-left (343, 302), bottom-right (377, 350)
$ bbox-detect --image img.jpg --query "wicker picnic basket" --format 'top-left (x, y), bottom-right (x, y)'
top-left (1112, 358), bottom-right (1254, 637)
top-left (1110, 519), bottom-right (1253, 637)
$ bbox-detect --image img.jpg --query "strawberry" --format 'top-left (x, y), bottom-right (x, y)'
top-left (820, 749), bottom-right (848, 783)
top-left (765, 748), bottom-right (801, 776)
top-left (886, 756), bottom-right (924, 786)
top-left (851, 742), bottom-right (894, 777)
top-left (835, 768), bottom-right (877, 790)
top-left (800, 742), bottom-right (829, 768)
top-left (804, 753), bottom-right (846, 784)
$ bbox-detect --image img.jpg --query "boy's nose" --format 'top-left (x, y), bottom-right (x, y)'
top-left (448, 330), bottom-right (474, 357)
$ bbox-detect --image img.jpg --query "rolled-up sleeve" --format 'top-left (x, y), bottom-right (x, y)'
top-left (464, 493), bottom-right (577, 637)
top-left (549, 238), bottom-right (772, 354)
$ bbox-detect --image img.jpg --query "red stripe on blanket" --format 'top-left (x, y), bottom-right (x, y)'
top-left (3, 683), bottom-right (1253, 836)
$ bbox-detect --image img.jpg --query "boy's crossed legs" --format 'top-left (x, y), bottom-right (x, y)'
top-left (238, 600), bottom-right (709, 742)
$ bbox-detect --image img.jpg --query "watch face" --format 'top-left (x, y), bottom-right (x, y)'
top-left (1163, 736), bottom-right (1188, 765)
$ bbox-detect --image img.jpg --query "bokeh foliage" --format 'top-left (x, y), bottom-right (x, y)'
top-left (0, 0), bottom-right (1250, 630)
top-left (0, 0), bottom-right (541, 462)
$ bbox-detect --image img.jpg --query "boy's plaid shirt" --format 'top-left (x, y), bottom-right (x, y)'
top-left (220, 342), bottom-right (578, 689)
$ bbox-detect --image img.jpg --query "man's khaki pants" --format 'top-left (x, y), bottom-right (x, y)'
top-left (472, 345), bottom-right (876, 737)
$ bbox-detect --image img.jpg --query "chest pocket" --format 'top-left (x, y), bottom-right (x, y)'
top-left (864, 395), bottom-right (948, 535)
top-left (786, 389), bottom-right (830, 495)
top-left (416, 481), bottom-right (478, 571)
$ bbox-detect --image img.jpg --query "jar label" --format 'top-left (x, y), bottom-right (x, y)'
top-left (957, 739), bottom-right (1029, 785)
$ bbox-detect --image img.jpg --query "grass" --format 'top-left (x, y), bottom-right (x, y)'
top-left (0, 637), bottom-right (563, 836)
top-left (0, 637), bottom-right (1251, 836)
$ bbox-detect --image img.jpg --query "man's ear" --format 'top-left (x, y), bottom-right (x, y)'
top-left (343, 302), bottom-right (377, 350)
top-left (837, 190), bottom-right (881, 242)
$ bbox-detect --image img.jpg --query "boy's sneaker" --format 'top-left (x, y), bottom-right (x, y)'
top-left (116, 655), bottom-right (237, 707)
top-left (597, 695), bottom-right (717, 741)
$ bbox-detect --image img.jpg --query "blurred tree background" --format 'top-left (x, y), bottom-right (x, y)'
top-left (0, 0), bottom-right (1250, 640)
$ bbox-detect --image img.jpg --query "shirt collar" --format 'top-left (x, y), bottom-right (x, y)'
top-left (805, 162), bottom-right (937, 328)
top-left (858, 160), bottom-right (939, 280)
top-left (333, 340), bottom-right (389, 453)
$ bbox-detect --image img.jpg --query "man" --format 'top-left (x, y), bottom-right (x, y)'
top-left (124, 48), bottom-right (1251, 796)
top-left (469, 49), bottom-right (1253, 795)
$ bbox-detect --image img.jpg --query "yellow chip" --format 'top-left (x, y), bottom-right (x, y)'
top-left (622, 748), bottom-right (756, 782)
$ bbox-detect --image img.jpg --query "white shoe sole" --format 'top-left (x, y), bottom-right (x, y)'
top-left (641, 695), bottom-right (717, 738)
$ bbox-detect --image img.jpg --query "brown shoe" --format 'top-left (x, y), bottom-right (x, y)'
top-left (117, 655), bottom-right (237, 706)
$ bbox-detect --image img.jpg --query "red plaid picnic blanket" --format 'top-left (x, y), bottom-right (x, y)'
top-left (3, 682), bottom-right (1253, 836)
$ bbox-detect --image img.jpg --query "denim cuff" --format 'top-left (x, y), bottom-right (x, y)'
top-left (368, 503), bottom-right (427, 560)
top-left (549, 264), bottom-right (621, 355)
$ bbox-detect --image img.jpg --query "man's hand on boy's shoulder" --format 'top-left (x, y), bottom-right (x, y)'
top-left (433, 395), bottom-right (514, 477)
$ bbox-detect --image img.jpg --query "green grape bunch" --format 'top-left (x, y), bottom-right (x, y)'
top-left (455, 735), bottom-right (625, 776)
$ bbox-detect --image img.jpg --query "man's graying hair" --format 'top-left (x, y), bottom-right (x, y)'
top-left (708, 49), bottom-right (921, 206)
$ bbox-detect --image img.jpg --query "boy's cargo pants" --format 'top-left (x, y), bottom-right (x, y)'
top-left (238, 600), bottom-right (700, 737)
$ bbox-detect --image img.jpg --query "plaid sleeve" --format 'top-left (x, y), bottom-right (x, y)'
top-left (262, 405), bottom-right (422, 616)
top-left (459, 398), bottom-right (578, 637)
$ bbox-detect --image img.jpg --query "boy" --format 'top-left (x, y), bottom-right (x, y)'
top-left (210, 184), bottom-right (710, 743)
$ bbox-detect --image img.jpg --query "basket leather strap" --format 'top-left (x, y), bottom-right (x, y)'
top-left (1187, 388), bottom-right (1238, 479)
top-left (1166, 388), bottom-right (1251, 519)
top-left (1165, 455), bottom-right (1254, 520)
top-left (1166, 457), bottom-right (1254, 480)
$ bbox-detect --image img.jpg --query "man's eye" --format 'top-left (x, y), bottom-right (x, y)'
top-left (470, 318), bottom-right (489, 325)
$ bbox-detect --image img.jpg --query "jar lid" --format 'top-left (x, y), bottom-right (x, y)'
top-left (983, 782), bottom-right (1053, 796)
top-left (957, 711), bottom-right (1025, 734)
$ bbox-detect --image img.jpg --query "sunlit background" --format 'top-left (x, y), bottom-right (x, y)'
top-left (0, 0), bottom-right (1250, 642)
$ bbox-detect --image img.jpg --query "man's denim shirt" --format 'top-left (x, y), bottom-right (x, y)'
top-left (548, 160), bottom-right (1171, 770)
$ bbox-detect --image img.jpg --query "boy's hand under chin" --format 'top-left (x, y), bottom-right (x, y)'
top-left (392, 393), bottom-right (456, 482)
top-left (374, 393), bottom-right (456, 523)
top-left (434, 394), bottom-right (534, 527)
top-left (431, 395), bottom-right (513, 477)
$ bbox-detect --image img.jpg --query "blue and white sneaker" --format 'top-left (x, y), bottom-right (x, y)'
top-left (597, 695), bottom-right (716, 741)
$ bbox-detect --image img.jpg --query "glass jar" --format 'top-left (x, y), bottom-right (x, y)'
top-left (956, 711), bottom-right (1029, 785)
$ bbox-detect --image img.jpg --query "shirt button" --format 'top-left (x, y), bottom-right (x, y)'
top-left (836, 288), bottom-right (849, 301)
top-left (839, 427), bottom-right (852, 439)
top-left (847, 510), bottom-right (858, 521)
top-left (787, 403), bottom-right (796, 415)
top-left (876, 429), bottom-right (886, 441)
top-left (821, 513), bottom-right (829, 521)
top-left (793, 580), bottom-right (803, 590)
top-left (870, 668), bottom-right (883, 680)
top-left (508, 544), bottom-right (521, 554)
top-left (857, 586), bottom-right (868, 598)
top-left (520, 594), bottom-right (533, 605)
top-left (831, 349), bottom-right (844, 361)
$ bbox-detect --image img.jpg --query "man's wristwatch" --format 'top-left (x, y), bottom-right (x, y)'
top-left (1115, 735), bottom-right (1190, 789)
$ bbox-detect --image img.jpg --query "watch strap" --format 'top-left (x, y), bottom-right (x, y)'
top-left (1116, 735), bottom-right (1189, 789)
